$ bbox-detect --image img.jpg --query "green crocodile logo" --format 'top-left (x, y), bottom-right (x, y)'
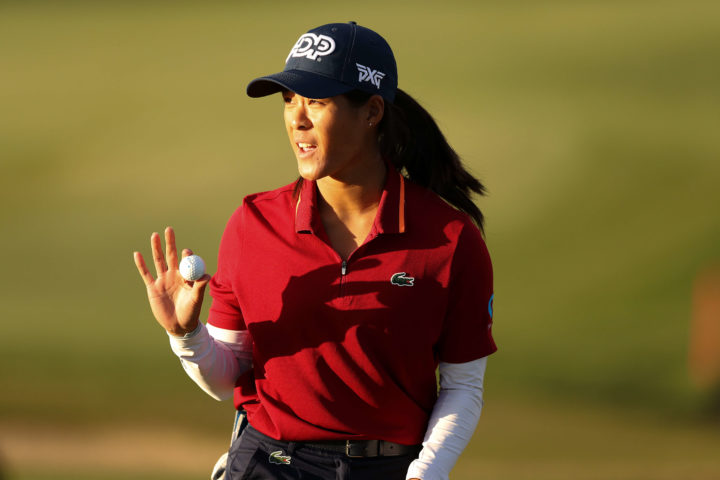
top-left (391, 272), bottom-right (415, 287)
top-left (269, 450), bottom-right (291, 465)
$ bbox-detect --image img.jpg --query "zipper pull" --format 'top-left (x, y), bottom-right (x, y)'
top-left (341, 260), bottom-right (348, 276)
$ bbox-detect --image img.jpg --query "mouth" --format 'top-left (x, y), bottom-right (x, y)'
top-left (296, 142), bottom-right (317, 154)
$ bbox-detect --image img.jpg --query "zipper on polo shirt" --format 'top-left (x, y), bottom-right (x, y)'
top-left (338, 260), bottom-right (349, 299)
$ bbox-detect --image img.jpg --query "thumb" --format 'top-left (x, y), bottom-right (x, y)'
top-left (192, 273), bottom-right (212, 297)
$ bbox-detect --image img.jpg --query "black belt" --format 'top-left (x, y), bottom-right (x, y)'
top-left (302, 439), bottom-right (420, 458)
top-left (245, 424), bottom-right (420, 458)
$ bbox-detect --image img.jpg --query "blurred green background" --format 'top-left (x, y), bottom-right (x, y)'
top-left (2, 1), bottom-right (719, 478)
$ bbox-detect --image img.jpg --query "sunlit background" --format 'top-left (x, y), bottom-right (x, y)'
top-left (2, 1), bottom-right (719, 479)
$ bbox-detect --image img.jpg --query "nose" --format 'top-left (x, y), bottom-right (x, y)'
top-left (289, 103), bottom-right (312, 130)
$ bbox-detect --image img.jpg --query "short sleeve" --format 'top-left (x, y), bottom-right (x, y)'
top-left (437, 221), bottom-right (496, 363)
top-left (207, 206), bottom-right (247, 331)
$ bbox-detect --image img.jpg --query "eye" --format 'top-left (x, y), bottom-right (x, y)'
top-left (308, 98), bottom-right (325, 105)
top-left (281, 91), bottom-right (295, 104)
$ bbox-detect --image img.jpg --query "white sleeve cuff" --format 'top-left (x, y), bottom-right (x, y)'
top-left (168, 322), bottom-right (252, 401)
top-left (406, 356), bottom-right (487, 480)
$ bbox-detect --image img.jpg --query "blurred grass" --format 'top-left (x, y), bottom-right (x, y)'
top-left (7, 471), bottom-right (199, 480)
top-left (1, 0), bottom-right (719, 478)
top-left (4, 395), bottom-right (720, 480)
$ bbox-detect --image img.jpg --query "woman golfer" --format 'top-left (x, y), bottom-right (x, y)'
top-left (134, 21), bottom-right (496, 480)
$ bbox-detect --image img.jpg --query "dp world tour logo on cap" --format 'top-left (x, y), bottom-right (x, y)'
top-left (287, 33), bottom-right (336, 62)
top-left (356, 63), bottom-right (386, 89)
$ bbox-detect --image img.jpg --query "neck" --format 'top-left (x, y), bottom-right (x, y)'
top-left (316, 155), bottom-right (387, 221)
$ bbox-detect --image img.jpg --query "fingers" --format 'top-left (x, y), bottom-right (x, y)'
top-left (150, 231), bottom-right (168, 276)
top-left (165, 227), bottom-right (179, 270)
top-left (145, 227), bottom-right (196, 280)
top-left (133, 251), bottom-right (155, 286)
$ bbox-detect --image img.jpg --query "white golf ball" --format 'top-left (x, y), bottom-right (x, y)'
top-left (179, 254), bottom-right (205, 281)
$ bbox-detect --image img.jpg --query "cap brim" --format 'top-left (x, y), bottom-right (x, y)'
top-left (246, 70), bottom-right (354, 99)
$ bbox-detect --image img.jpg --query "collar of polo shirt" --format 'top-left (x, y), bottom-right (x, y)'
top-left (294, 167), bottom-right (406, 236)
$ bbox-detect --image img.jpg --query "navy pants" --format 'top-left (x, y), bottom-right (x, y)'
top-left (225, 425), bottom-right (421, 480)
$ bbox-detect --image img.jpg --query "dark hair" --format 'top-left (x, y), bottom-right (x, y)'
top-left (293, 88), bottom-right (487, 231)
top-left (346, 88), bottom-right (487, 231)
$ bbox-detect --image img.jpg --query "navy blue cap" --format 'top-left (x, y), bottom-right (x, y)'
top-left (247, 22), bottom-right (398, 103)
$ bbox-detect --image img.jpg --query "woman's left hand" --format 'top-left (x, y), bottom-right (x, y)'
top-left (133, 227), bottom-right (211, 336)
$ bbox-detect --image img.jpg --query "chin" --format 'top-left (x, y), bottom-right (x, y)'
top-left (296, 159), bottom-right (326, 181)
top-left (298, 172), bottom-right (322, 182)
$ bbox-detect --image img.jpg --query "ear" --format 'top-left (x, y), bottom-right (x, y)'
top-left (365, 95), bottom-right (385, 126)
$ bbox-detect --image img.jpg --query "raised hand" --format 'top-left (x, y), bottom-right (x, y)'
top-left (133, 227), bottom-right (211, 336)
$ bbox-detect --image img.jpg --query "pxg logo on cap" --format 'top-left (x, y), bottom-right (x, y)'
top-left (286, 33), bottom-right (336, 62)
top-left (356, 63), bottom-right (385, 89)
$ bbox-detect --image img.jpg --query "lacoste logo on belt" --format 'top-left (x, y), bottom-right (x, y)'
top-left (390, 272), bottom-right (414, 287)
top-left (287, 33), bottom-right (336, 62)
top-left (356, 63), bottom-right (386, 89)
top-left (269, 450), bottom-right (292, 465)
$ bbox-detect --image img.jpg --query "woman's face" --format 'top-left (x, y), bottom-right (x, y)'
top-left (283, 91), bottom-right (380, 182)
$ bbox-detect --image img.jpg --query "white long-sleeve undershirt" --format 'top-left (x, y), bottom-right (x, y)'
top-left (168, 322), bottom-right (252, 401)
top-left (167, 323), bottom-right (487, 480)
top-left (405, 357), bottom-right (487, 480)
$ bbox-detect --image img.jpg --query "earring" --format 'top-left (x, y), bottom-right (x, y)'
top-left (369, 122), bottom-right (373, 127)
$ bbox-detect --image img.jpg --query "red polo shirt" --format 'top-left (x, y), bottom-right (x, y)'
top-left (208, 169), bottom-right (496, 445)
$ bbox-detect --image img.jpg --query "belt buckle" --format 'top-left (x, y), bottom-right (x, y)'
top-left (345, 440), bottom-right (364, 458)
top-left (346, 440), bottom-right (380, 458)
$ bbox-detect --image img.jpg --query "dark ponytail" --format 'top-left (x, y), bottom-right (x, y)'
top-left (378, 88), bottom-right (485, 230)
top-left (377, 89), bottom-right (486, 231)
top-left (297, 88), bottom-right (488, 231)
